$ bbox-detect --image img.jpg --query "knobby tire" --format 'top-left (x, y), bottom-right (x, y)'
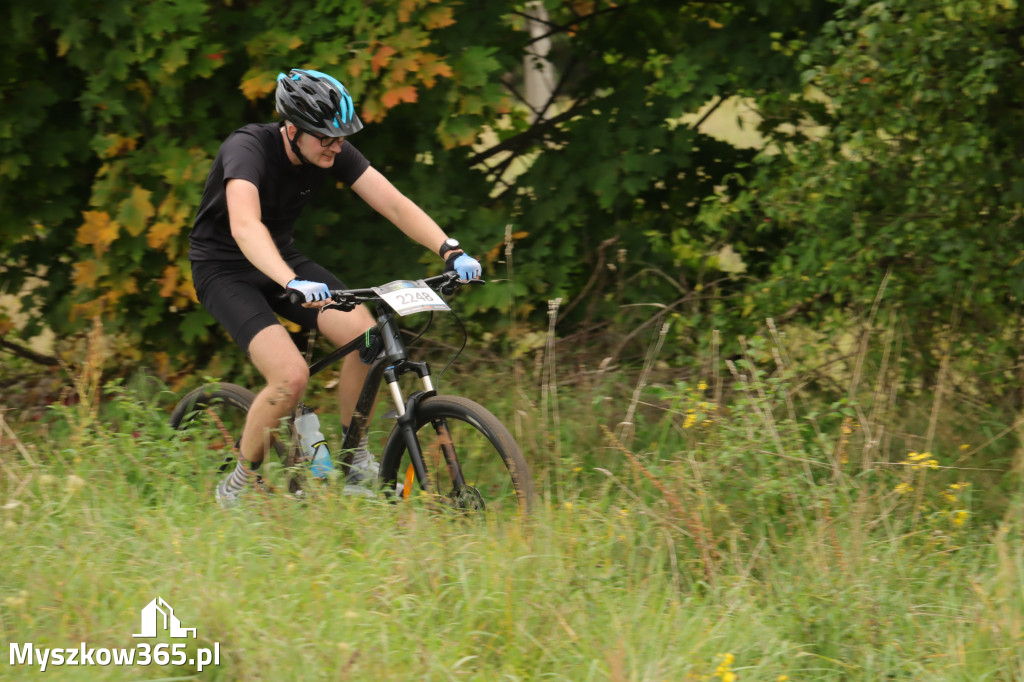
top-left (379, 394), bottom-right (536, 517)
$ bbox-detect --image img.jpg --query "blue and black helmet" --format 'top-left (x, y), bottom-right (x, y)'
top-left (275, 68), bottom-right (363, 137)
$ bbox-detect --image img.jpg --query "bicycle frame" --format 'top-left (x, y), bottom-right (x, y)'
top-left (168, 272), bottom-right (533, 510)
top-left (301, 291), bottom-right (467, 493)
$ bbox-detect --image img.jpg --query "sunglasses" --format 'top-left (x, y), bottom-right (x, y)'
top-left (307, 132), bottom-right (344, 148)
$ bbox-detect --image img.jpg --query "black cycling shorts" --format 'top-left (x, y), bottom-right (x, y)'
top-left (191, 253), bottom-right (347, 355)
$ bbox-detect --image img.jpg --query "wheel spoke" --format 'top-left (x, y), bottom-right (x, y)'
top-left (206, 407), bottom-right (238, 457)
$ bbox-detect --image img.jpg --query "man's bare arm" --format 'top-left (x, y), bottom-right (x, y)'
top-left (350, 167), bottom-right (453, 255)
top-left (226, 178), bottom-right (298, 287)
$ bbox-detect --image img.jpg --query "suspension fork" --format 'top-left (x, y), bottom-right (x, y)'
top-left (384, 361), bottom-right (468, 493)
top-left (384, 361), bottom-right (433, 487)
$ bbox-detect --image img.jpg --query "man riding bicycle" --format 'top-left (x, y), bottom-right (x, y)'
top-left (188, 68), bottom-right (481, 507)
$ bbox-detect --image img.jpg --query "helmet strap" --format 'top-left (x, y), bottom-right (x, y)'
top-left (282, 122), bottom-right (315, 167)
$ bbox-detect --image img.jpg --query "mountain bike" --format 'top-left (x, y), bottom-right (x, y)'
top-left (168, 271), bottom-right (535, 517)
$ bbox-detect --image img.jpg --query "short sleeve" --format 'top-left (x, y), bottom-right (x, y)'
top-left (330, 141), bottom-right (371, 186)
top-left (220, 129), bottom-right (268, 188)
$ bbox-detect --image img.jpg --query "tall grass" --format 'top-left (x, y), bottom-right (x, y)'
top-left (1, 313), bottom-right (1023, 680)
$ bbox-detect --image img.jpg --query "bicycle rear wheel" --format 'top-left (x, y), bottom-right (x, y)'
top-left (168, 383), bottom-right (288, 478)
top-left (379, 395), bottom-right (536, 517)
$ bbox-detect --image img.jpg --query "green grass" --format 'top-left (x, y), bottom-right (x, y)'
top-left (2, 346), bottom-right (1024, 680)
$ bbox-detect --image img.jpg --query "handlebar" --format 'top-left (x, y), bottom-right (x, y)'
top-left (280, 271), bottom-right (482, 310)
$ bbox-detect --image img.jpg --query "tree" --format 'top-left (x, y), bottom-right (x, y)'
top-left (744, 0), bottom-right (1024, 391)
top-left (431, 0), bottom-right (835, 356)
top-left (1, 0), bottom-right (490, 371)
top-left (1, 0), bottom-right (837, 370)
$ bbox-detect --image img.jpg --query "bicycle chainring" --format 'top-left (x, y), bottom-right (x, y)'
top-left (449, 485), bottom-right (486, 512)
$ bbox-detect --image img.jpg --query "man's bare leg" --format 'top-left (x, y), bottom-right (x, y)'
top-left (239, 325), bottom-right (311, 464)
top-left (316, 305), bottom-right (379, 482)
top-left (316, 305), bottom-right (376, 428)
top-left (217, 325), bottom-right (308, 505)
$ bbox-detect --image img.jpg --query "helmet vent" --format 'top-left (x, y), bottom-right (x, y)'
top-left (275, 68), bottom-right (364, 137)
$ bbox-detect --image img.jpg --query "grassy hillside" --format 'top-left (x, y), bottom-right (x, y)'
top-left (2, 321), bottom-right (1023, 681)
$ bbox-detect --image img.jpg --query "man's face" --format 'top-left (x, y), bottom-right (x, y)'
top-left (293, 127), bottom-right (344, 168)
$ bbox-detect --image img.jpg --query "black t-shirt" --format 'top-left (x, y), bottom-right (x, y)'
top-left (189, 122), bottom-right (370, 261)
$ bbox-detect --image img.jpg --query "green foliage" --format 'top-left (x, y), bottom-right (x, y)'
top-left (745, 0), bottom-right (1024, 386)
top-left (461, 1), bottom-right (834, 352)
top-left (6, 0), bottom-right (1024, 400)
top-left (1, 0), bottom-right (493, 369)
top-left (2, 0), bottom-right (839, 372)
top-left (3, 349), bottom-right (1023, 679)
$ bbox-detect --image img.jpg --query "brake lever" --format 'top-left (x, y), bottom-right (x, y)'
top-left (321, 296), bottom-right (358, 313)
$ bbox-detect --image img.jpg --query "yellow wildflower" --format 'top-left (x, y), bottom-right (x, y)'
top-left (894, 482), bottom-right (914, 495)
top-left (697, 380), bottom-right (709, 392)
top-left (714, 653), bottom-right (736, 681)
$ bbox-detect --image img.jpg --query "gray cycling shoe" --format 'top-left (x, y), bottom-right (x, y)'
top-left (347, 444), bottom-right (379, 486)
top-left (345, 433), bottom-right (379, 484)
top-left (216, 472), bottom-right (264, 509)
top-left (215, 477), bottom-right (243, 509)
top-left (342, 449), bottom-right (378, 498)
top-left (342, 483), bottom-right (377, 498)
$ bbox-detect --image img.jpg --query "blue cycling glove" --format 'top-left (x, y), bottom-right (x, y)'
top-left (286, 278), bottom-right (331, 302)
top-left (444, 253), bottom-right (482, 281)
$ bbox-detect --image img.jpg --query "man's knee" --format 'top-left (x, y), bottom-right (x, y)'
top-left (318, 305), bottom-right (375, 346)
top-left (267, 364), bottom-right (309, 407)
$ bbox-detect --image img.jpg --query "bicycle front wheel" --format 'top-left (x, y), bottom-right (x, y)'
top-left (379, 395), bottom-right (536, 517)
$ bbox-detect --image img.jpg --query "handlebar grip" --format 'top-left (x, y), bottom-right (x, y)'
top-left (285, 289), bottom-right (305, 306)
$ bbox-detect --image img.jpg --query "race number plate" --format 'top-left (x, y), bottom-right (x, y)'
top-left (373, 280), bottom-right (451, 316)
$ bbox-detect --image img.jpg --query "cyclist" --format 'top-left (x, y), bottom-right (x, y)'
top-left (188, 68), bottom-right (481, 507)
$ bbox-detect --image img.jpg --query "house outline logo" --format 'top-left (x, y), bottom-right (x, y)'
top-left (132, 597), bottom-right (197, 639)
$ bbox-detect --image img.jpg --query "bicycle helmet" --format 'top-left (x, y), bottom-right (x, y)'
top-left (275, 68), bottom-right (363, 137)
